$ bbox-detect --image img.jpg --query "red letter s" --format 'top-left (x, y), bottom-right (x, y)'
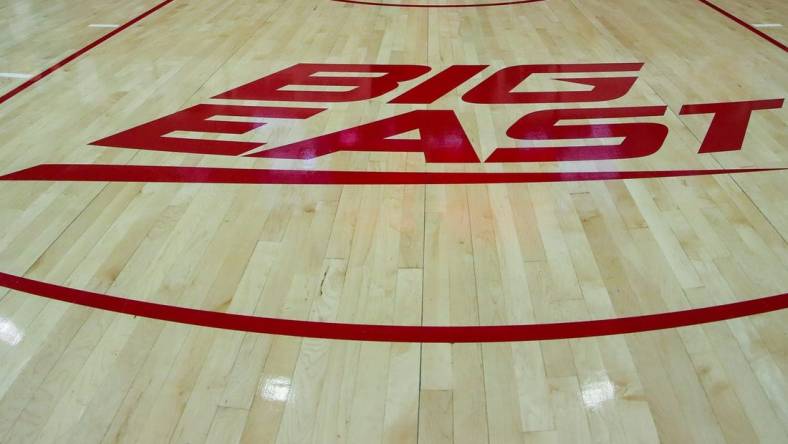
top-left (487, 106), bottom-right (668, 162)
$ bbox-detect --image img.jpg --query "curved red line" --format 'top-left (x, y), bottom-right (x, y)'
top-left (0, 272), bottom-right (785, 343)
top-left (0, 164), bottom-right (783, 185)
top-left (0, 0), bottom-right (177, 106)
top-left (331, 0), bottom-right (543, 8)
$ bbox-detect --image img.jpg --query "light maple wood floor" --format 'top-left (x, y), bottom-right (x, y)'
top-left (0, 0), bottom-right (786, 442)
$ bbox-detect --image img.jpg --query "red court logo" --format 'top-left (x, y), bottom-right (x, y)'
top-left (1, 64), bottom-right (786, 342)
top-left (1, 62), bottom-right (784, 185)
top-left (91, 63), bottom-right (782, 164)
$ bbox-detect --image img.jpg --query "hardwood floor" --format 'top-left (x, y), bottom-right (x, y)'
top-left (0, 0), bottom-right (786, 442)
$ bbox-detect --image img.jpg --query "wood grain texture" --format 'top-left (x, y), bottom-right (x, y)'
top-left (0, 0), bottom-right (786, 442)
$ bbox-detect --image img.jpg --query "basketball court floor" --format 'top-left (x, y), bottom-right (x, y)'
top-left (0, 0), bottom-right (786, 442)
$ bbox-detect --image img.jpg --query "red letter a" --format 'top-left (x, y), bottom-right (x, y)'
top-left (247, 110), bottom-right (480, 163)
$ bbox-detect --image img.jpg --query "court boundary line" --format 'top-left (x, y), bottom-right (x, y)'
top-left (1, 0), bottom-right (784, 107)
top-left (0, 0), bottom-right (177, 106)
top-left (0, 271), bottom-right (785, 342)
top-left (695, 0), bottom-right (787, 52)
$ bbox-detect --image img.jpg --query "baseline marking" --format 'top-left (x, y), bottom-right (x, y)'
top-left (0, 272), bottom-right (785, 343)
top-left (0, 0), bottom-right (176, 106)
top-left (695, 0), bottom-right (787, 52)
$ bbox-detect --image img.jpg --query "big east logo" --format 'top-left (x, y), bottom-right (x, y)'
top-left (91, 62), bottom-right (783, 165)
top-left (1, 63), bottom-right (787, 341)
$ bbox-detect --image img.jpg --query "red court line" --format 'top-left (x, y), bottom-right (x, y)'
top-left (1, 0), bottom-right (784, 108)
top-left (0, 271), bottom-right (785, 342)
top-left (331, 0), bottom-right (543, 8)
top-left (0, 0), bottom-right (177, 106)
top-left (696, 0), bottom-right (787, 52)
top-left (0, 164), bottom-right (783, 185)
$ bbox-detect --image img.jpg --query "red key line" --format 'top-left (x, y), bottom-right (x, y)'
top-left (0, 271), bottom-right (785, 343)
top-left (0, 0), bottom-right (177, 106)
top-left (0, 164), bottom-right (784, 185)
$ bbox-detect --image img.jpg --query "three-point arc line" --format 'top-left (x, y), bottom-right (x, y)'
top-left (0, 272), bottom-right (786, 343)
top-left (1, 164), bottom-right (785, 342)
